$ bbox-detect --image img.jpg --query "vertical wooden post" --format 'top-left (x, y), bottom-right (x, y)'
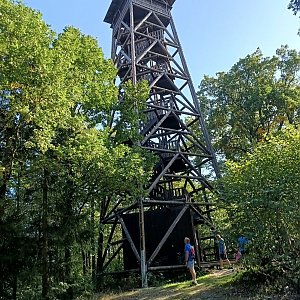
top-left (41, 168), bottom-right (49, 299)
top-left (129, 1), bottom-right (137, 84)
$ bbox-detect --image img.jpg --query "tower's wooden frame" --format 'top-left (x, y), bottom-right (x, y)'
top-left (100, 0), bottom-right (220, 287)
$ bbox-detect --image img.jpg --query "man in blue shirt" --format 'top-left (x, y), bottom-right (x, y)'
top-left (184, 237), bottom-right (198, 285)
top-left (237, 234), bottom-right (248, 255)
top-left (216, 234), bottom-right (233, 270)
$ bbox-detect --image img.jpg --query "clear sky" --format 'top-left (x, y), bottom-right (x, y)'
top-left (23, 0), bottom-right (299, 87)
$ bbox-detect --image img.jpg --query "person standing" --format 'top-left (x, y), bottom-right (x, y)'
top-left (216, 234), bottom-right (233, 270)
top-left (184, 237), bottom-right (198, 285)
top-left (237, 234), bottom-right (249, 255)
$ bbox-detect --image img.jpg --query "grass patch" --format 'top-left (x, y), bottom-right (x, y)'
top-left (164, 270), bottom-right (236, 289)
top-left (84, 268), bottom-right (300, 300)
top-left (92, 269), bottom-right (239, 300)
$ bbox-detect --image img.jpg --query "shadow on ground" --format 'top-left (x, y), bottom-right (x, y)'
top-left (97, 269), bottom-right (244, 300)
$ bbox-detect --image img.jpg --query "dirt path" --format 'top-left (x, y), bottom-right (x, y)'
top-left (97, 269), bottom-right (246, 300)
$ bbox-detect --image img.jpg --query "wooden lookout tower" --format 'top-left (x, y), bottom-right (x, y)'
top-left (100, 0), bottom-right (220, 287)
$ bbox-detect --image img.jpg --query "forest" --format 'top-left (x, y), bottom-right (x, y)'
top-left (0, 0), bottom-right (299, 299)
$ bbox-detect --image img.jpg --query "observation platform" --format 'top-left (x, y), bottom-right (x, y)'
top-left (104, 0), bottom-right (176, 24)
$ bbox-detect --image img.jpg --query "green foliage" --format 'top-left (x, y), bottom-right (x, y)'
top-left (2, 0), bottom-right (299, 298)
top-left (198, 46), bottom-right (300, 161)
top-left (0, 1), bottom-right (154, 299)
top-left (288, 0), bottom-right (300, 15)
top-left (113, 80), bottom-right (150, 143)
top-left (218, 126), bottom-right (300, 291)
top-left (288, 0), bottom-right (300, 34)
top-left (198, 43), bottom-right (300, 296)
top-left (236, 252), bottom-right (300, 295)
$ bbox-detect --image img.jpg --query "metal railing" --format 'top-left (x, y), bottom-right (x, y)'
top-left (149, 29), bottom-right (164, 40)
top-left (151, 186), bottom-right (188, 200)
top-left (133, 0), bottom-right (170, 16)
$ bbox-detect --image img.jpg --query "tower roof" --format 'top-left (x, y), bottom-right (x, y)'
top-left (104, 0), bottom-right (176, 24)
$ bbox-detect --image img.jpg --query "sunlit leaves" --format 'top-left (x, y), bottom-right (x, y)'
top-left (219, 126), bottom-right (300, 257)
top-left (0, 1), bottom-right (154, 297)
top-left (52, 27), bottom-right (118, 125)
top-left (113, 80), bottom-right (150, 143)
top-left (198, 46), bottom-right (300, 161)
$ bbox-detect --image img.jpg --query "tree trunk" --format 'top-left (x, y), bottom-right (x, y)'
top-left (96, 226), bottom-right (104, 289)
top-left (64, 247), bottom-right (73, 299)
top-left (82, 250), bottom-right (86, 275)
top-left (96, 197), bottom-right (108, 289)
top-left (41, 168), bottom-right (49, 299)
top-left (12, 273), bottom-right (17, 300)
top-left (62, 167), bottom-right (76, 299)
top-left (91, 199), bottom-right (96, 282)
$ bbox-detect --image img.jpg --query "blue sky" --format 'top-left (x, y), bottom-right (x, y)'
top-left (23, 0), bottom-right (299, 87)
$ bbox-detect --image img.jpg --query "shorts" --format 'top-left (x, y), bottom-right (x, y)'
top-left (187, 260), bottom-right (195, 268)
top-left (219, 253), bottom-right (228, 260)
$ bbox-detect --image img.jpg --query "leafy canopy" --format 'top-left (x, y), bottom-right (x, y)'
top-left (198, 46), bottom-right (300, 161)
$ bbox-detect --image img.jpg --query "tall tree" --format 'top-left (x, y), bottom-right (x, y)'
top-left (197, 46), bottom-right (300, 162)
top-left (0, 1), bottom-right (154, 299)
top-left (218, 126), bottom-right (300, 288)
